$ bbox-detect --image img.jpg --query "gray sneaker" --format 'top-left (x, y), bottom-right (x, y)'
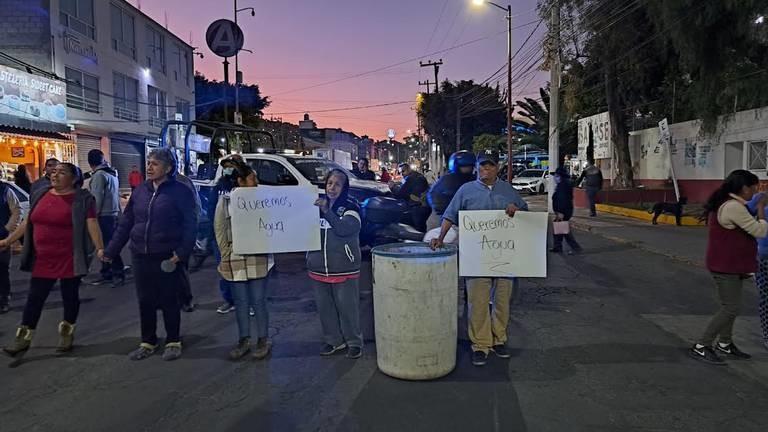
top-left (128, 343), bottom-right (156, 361)
top-left (162, 343), bottom-right (182, 361)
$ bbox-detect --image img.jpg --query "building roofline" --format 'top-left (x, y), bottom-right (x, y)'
top-left (113, 0), bottom-right (194, 50)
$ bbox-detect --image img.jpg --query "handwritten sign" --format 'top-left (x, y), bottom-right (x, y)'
top-left (458, 210), bottom-right (548, 278)
top-left (230, 185), bottom-right (321, 254)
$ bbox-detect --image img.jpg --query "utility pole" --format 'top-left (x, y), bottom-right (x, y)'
top-left (223, 58), bottom-right (230, 123)
top-left (456, 98), bottom-right (462, 154)
top-left (420, 59), bottom-right (443, 93)
top-left (418, 80), bottom-right (436, 94)
top-left (234, 0), bottom-right (239, 122)
top-left (547, 1), bottom-right (561, 213)
top-left (505, 4), bottom-right (513, 182)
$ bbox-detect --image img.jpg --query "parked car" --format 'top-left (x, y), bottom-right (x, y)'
top-left (2, 181), bottom-right (29, 219)
top-left (510, 169), bottom-right (549, 195)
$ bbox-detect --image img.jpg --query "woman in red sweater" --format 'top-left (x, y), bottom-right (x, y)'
top-left (1, 163), bottom-right (104, 357)
top-left (691, 170), bottom-right (768, 365)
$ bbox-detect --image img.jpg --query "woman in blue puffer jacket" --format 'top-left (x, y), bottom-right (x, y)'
top-left (102, 148), bottom-right (196, 362)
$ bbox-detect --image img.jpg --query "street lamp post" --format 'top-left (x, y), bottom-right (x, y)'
top-left (234, 1), bottom-right (255, 123)
top-left (473, 0), bottom-right (513, 182)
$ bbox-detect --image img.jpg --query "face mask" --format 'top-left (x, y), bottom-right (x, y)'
top-left (222, 167), bottom-right (234, 176)
top-left (554, 175), bottom-right (562, 184)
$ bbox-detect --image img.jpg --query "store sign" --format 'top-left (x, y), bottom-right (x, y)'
top-left (63, 31), bottom-right (98, 64)
top-left (0, 64), bottom-right (67, 125)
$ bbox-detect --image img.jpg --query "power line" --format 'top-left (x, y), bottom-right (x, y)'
top-left (265, 100), bottom-right (413, 116)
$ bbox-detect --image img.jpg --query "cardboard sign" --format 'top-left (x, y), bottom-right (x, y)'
top-left (458, 210), bottom-right (548, 278)
top-left (230, 185), bottom-right (321, 254)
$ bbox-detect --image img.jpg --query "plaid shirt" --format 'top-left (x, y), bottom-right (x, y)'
top-left (214, 195), bottom-right (273, 282)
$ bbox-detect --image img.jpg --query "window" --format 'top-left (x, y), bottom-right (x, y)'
top-left (749, 141), bottom-right (767, 170)
top-left (60, 0), bottom-right (95, 39)
top-left (146, 26), bottom-right (166, 74)
top-left (147, 86), bottom-right (167, 128)
top-left (249, 159), bottom-right (298, 186)
top-left (113, 72), bottom-right (138, 122)
top-left (110, 4), bottom-right (135, 59)
top-left (65, 67), bottom-right (100, 113)
top-left (176, 98), bottom-right (191, 121)
top-left (182, 50), bottom-right (190, 86)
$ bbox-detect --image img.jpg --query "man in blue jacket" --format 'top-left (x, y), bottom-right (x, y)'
top-left (430, 151), bottom-right (528, 367)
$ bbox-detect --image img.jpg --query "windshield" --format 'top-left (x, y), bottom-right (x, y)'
top-left (518, 170), bottom-right (544, 178)
top-left (286, 158), bottom-right (355, 185)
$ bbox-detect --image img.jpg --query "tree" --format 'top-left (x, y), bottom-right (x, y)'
top-left (194, 73), bottom-right (270, 124)
top-left (513, 87), bottom-right (578, 158)
top-left (418, 80), bottom-right (506, 164)
top-left (473, 134), bottom-right (505, 153)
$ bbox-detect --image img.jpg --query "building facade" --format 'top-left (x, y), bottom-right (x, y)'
top-left (0, 0), bottom-right (194, 189)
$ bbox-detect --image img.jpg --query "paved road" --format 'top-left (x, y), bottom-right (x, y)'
top-left (1, 198), bottom-right (767, 431)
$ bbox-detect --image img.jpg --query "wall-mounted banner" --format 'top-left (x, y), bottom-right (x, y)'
top-left (230, 185), bottom-right (321, 255)
top-left (458, 210), bottom-right (548, 278)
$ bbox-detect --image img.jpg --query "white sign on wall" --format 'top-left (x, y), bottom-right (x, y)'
top-left (458, 210), bottom-right (548, 278)
top-left (578, 112), bottom-right (611, 160)
top-left (230, 185), bottom-right (321, 254)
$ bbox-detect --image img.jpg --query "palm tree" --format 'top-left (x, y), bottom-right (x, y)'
top-left (513, 87), bottom-right (577, 157)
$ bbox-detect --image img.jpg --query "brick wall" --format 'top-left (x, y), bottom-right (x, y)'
top-left (0, 0), bottom-right (52, 71)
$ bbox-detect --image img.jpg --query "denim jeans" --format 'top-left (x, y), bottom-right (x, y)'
top-left (98, 215), bottom-right (124, 280)
top-left (313, 278), bottom-right (363, 348)
top-left (230, 278), bottom-right (269, 340)
top-left (586, 187), bottom-right (600, 216)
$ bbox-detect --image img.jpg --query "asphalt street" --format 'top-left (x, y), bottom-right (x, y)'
top-left (1, 195), bottom-right (767, 432)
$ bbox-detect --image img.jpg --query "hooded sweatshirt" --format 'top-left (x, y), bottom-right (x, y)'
top-left (306, 198), bottom-right (362, 278)
top-left (89, 163), bottom-right (120, 217)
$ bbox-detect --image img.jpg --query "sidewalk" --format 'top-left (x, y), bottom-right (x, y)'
top-left (569, 207), bottom-right (708, 267)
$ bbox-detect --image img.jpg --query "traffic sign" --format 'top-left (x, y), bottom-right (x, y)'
top-left (206, 19), bottom-right (244, 58)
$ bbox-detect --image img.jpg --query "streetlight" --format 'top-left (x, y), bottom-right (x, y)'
top-left (472, 0), bottom-right (513, 182)
top-left (757, 15), bottom-right (765, 24)
top-left (234, 1), bottom-right (256, 122)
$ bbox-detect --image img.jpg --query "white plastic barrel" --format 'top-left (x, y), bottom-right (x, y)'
top-left (372, 243), bottom-right (458, 380)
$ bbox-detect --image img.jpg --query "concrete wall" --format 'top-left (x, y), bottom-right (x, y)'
top-left (0, 0), bottom-right (52, 71)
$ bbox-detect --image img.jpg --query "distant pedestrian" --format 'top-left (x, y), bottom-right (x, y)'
top-left (392, 163), bottom-right (430, 231)
top-left (0, 180), bottom-right (21, 314)
top-left (128, 165), bottom-right (143, 191)
top-left (379, 167), bottom-right (391, 184)
top-left (308, 169), bottom-right (364, 359)
top-left (690, 170), bottom-right (768, 365)
top-left (214, 160), bottom-right (273, 361)
top-left (102, 148), bottom-right (196, 362)
top-left (423, 164), bottom-right (437, 185)
top-left (352, 158), bottom-right (376, 181)
top-left (87, 149), bottom-right (124, 288)
top-left (430, 151), bottom-right (528, 367)
top-left (30, 158), bottom-right (59, 197)
top-left (14, 165), bottom-right (31, 194)
top-left (1, 163), bottom-right (103, 356)
top-left (747, 191), bottom-right (768, 351)
top-left (577, 159), bottom-right (603, 217)
top-left (550, 167), bottom-right (582, 254)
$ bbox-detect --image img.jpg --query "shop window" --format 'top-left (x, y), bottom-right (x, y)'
top-left (60, 0), bottom-right (95, 39)
top-left (148, 86), bottom-right (167, 128)
top-left (65, 67), bottom-right (100, 113)
top-left (176, 98), bottom-right (190, 122)
top-left (111, 3), bottom-right (136, 59)
top-left (146, 26), bottom-right (166, 74)
top-left (113, 72), bottom-right (139, 122)
top-left (748, 141), bottom-right (767, 170)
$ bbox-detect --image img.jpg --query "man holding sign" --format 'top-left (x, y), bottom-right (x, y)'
top-left (430, 151), bottom-right (528, 367)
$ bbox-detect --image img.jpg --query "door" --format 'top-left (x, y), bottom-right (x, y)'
top-left (76, 134), bottom-right (103, 174)
top-left (724, 142), bottom-right (744, 176)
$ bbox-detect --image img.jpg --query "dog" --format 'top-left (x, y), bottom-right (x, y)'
top-left (649, 197), bottom-right (688, 226)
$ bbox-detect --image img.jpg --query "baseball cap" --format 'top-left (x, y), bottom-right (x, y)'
top-left (476, 151), bottom-right (499, 166)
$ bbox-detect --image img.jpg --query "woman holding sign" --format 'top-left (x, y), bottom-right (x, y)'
top-left (308, 169), bottom-right (364, 359)
top-left (101, 148), bottom-right (196, 362)
top-left (214, 160), bottom-right (273, 361)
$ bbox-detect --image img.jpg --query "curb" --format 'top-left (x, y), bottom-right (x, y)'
top-left (595, 204), bottom-right (704, 226)
top-left (569, 219), bottom-right (704, 268)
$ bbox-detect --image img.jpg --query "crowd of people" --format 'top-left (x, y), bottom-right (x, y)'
top-left (1, 147), bottom-right (767, 368)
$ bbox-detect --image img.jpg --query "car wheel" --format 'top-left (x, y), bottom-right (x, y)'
top-left (538, 184), bottom-right (546, 194)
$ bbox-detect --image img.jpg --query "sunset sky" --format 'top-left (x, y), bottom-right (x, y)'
top-left (130, 0), bottom-right (547, 140)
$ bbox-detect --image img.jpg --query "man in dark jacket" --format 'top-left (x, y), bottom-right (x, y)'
top-left (30, 158), bottom-right (59, 197)
top-left (551, 167), bottom-right (583, 254)
top-left (352, 158), bottom-right (376, 181)
top-left (0, 182), bottom-right (20, 313)
top-left (392, 163), bottom-right (430, 231)
top-left (88, 149), bottom-right (124, 287)
top-left (577, 159), bottom-right (603, 217)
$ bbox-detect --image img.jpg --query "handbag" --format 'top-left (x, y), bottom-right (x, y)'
top-left (553, 220), bottom-right (570, 235)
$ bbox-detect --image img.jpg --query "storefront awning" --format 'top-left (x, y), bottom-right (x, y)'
top-left (0, 124), bottom-right (72, 141)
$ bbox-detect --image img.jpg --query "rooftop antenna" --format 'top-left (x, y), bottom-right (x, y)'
top-left (164, 11), bottom-right (169, 29)
top-left (137, 0), bottom-right (141, 10)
